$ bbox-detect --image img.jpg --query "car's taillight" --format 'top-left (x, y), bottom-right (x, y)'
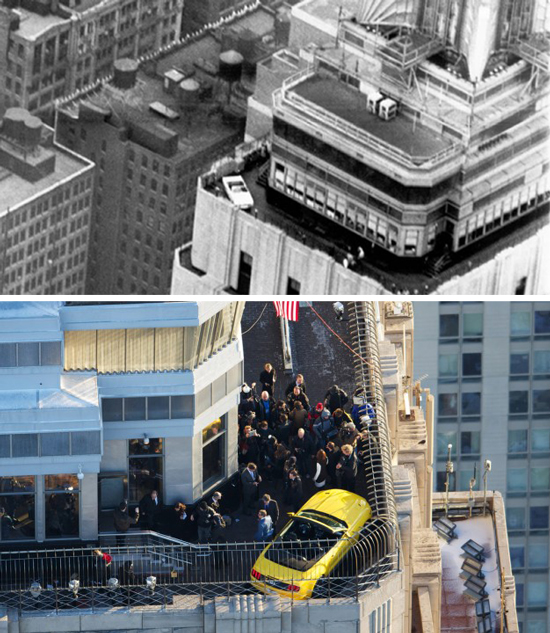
top-left (251, 569), bottom-right (261, 580)
top-left (286, 584), bottom-right (300, 592)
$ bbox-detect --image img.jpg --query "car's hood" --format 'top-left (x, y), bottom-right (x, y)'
top-left (299, 490), bottom-right (369, 528)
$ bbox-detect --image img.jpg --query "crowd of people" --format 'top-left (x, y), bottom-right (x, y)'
top-left (111, 363), bottom-right (377, 546)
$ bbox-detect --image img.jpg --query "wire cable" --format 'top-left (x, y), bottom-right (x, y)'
top-left (241, 302), bottom-right (269, 336)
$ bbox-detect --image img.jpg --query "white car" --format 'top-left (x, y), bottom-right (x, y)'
top-left (222, 175), bottom-right (254, 210)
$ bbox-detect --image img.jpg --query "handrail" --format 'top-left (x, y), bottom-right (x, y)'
top-left (274, 85), bottom-right (462, 169)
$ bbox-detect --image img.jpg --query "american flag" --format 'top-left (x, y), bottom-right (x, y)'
top-left (273, 301), bottom-right (299, 321)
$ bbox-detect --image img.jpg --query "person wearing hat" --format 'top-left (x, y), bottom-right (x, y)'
top-left (239, 383), bottom-right (257, 420)
top-left (337, 422), bottom-right (361, 448)
top-left (313, 408), bottom-right (337, 448)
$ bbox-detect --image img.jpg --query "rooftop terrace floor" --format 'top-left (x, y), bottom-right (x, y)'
top-left (292, 75), bottom-right (453, 159)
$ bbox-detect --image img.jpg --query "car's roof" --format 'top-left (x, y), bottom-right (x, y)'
top-left (299, 489), bottom-right (369, 525)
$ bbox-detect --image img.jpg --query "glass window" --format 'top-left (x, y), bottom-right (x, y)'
top-left (510, 391), bottom-right (529, 414)
top-left (461, 431), bottom-right (480, 454)
top-left (124, 397), bottom-right (146, 421)
top-left (12, 434), bottom-right (38, 457)
top-left (437, 430), bottom-right (457, 457)
top-left (0, 435), bottom-right (10, 458)
top-left (510, 545), bottom-right (525, 570)
top-left (531, 467), bottom-right (550, 491)
top-left (71, 431), bottom-right (101, 455)
top-left (171, 395), bottom-right (193, 418)
top-left (128, 438), bottom-right (163, 503)
top-left (203, 417), bottom-right (225, 485)
top-left (440, 314), bottom-right (459, 338)
top-left (462, 353), bottom-right (482, 376)
top-left (527, 581), bottom-right (548, 607)
top-left (533, 389), bottom-right (550, 413)
top-left (17, 342), bottom-right (39, 366)
top-left (436, 470), bottom-right (455, 492)
top-left (534, 311), bottom-right (550, 334)
top-left (530, 506), bottom-right (549, 529)
top-left (41, 432), bottom-right (70, 456)
top-left (506, 506), bottom-right (525, 530)
top-left (0, 343), bottom-right (16, 367)
top-left (0, 476), bottom-right (35, 540)
top-left (439, 314), bottom-right (458, 338)
top-left (532, 429), bottom-right (550, 452)
top-left (45, 475), bottom-right (79, 539)
top-left (507, 468), bottom-right (527, 492)
top-left (463, 313), bottom-right (483, 337)
top-left (527, 623), bottom-right (547, 633)
top-left (461, 392), bottom-right (481, 415)
top-left (41, 341), bottom-right (61, 365)
top-left (510, 353), bottom-right (529, 374)
top-left (147, 396), bottom-right (170, 420)
top-left (508, 429), bottom-right (528, 453)
top-left (528, 544), bottom-right (549, 569)
top-left (102, 398), bottom-right (123, 422)
top-left (534, 350), bottom-right (550, 374)
top-left (439, 353), bottom-right (458, 377)
top-left (459, 467), bottom-right (479, 490)
top-left (516, 582), bottom-right (524, 606)
top-left (511, 311), bottom-right (531, 336)
top-left (439, 393), bottom-right (458, 416)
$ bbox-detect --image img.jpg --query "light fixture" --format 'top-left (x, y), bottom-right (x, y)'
top-left (68, 579), bottom-right (80, 596)
top-left (107, 577), bottom-right (119, 590)
top-left (143, 434), bottom-right (150, 445)
top-left (77, 464), bottom-right (84, 481)
top-left (146, 576), bottom-right (157, 592)
top-left (29, 581), bottom-right (42, 598)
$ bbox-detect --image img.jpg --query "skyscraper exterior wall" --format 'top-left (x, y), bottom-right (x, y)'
top-left (414, 301), bottom-right (550, 633)
top-left (0, 0), bottom-right (183, 121)
top-left (0, 301), bottom-right (245, 543)
top-left (0, 108), bottom-right (94, 294)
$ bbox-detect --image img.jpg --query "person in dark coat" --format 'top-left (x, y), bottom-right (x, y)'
top-left (290, 428), bottom-right (314, 478)
top-left (336, 445), bottom-right (358, 492)
top-left (161, 502), bottom-right (190, 540)
top-left (241, 462), bottom-right (262, 515)
top-left (337, 422), bottom-right (361, 448)
top-left (272, 400), bottom-right (290, 427)
top-left (139, 490), bottom-right (162, 529)
top-left (257, 493), bottom-right (280, 527)
top-left (274, 413), bottom-right (291, 446)
top-left (285, 374), bottom-right (307, 397)
top-left (325, 442), bottom-right (341, 484)
top-left (257, 391), bottom-right (276, 425)
top-left (259, 363), bottom-right (277, 397)
top-left (274, 443), bottom-right (290, 480)
top-left (324, 385), bottom-right (349, 413)
top-left (286, 386), bottom-right (310, 412)
top-left (285, 470), bottom-right (303, 512)
top-left (289, 402), bottom-right (309, 436)
top-left (113, 501), bottom-right (139, 543)
top-left (118, 560), bottom-right (136, 587)
top-left (333, 408), bottom-right (354, 430)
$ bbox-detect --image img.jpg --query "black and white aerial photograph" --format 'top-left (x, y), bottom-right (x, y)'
top-left (0, 0), bottom-right (549, 295)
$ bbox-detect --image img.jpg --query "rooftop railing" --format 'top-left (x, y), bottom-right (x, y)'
top-left (274, 78), bottom-right (463, 171)
top-left (0, 528), bottom-right (398, 614)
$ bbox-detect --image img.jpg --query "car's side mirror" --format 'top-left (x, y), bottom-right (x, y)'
top-left (287, 512), bottom-right (295, 517)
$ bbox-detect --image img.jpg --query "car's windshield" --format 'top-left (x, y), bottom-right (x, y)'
top-left (264, 518), bottom-right (344, 572)
top-left (298, 510), bottom-right (348, 531)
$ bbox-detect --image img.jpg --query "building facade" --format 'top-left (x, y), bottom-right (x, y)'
top-left (414, 301), bottom-right (550, 633)
top-left (0, 108), bottom-right (94, 294)
top-left (172, 0), bottom-right (550, 295)
top-left (0, 0), bottom-right (183, 121)
top-left (0, 301), bottom-right (245, 543)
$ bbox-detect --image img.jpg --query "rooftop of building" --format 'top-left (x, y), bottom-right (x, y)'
top-left (0, 142), bottom-right (92, 216)
top-left (59, 5), bottom-right (283, 160)
top-left (432, 491), bottom-right (519, 633)
top-left (11, 7), bottom-right (70, 40)
top-left (291, 74), bottom-right (453, 159)
top-left (0, 301), bottom-right (62, 318)
top-left (0, 374), bottom-right (98, 411)
top-left (195, 151), bottom-right (550, 294)
top-left (291, 0), bottom-right (356, 32)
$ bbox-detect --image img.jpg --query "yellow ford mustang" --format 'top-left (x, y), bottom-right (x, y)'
top-left (250, 489), bottom-right (372, 599)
